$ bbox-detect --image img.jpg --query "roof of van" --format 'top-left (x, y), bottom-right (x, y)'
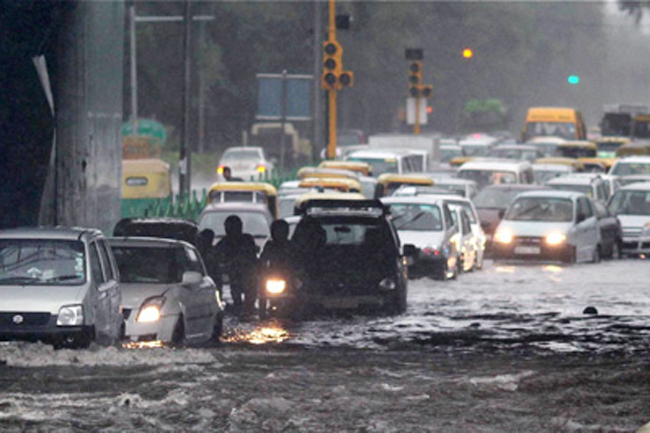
top-left (458, 159), bottom-right (532, 170)
top-left (345, 149), bottom-right (417, 159)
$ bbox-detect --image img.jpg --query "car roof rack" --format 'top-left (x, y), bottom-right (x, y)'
top-left (296, 198), bottom-right (387, 216)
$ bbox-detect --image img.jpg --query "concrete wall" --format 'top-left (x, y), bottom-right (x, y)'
top-left (52, 1), bottom-right (124, 233)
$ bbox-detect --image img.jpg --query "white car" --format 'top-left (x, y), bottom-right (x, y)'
top-left (381, 196), bottom-right (460, 280)
top-left (110, 237), bottom-right (224, 345)
top-left (217, 146), bottom-right (275, 181)
top-left (607, 181), bottom-right (650, 257)
top-left (0, 228), bottom-right (123, 349)
top-left (491, 190), bottom-right (602, 263)
top-left (448, 204), bottom-right (478, 272)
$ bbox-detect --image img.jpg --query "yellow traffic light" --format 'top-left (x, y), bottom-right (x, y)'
top-left (462, 48), bottom-right (473, 59)
top-left (322, 40), bottom-right (342, 90)
top-left (339, 70), bottom-right (354, 88)
top-left (420, 84), bottom-right (433, 98)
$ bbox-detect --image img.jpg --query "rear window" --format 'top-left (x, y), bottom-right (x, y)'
top-left (385, 203), bottom-right (443, 231)
top-left (0, 239), bottom-right (86, 286)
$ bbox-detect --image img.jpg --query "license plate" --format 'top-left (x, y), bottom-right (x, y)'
top-left (514, 246), bottom-right (541, 255)
top-left (323, 298), bottom-right (358, 309)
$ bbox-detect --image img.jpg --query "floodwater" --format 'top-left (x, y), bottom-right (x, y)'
top-left (1, 259), bottom-right (650, 432)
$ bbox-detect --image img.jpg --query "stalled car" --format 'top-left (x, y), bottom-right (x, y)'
top-left (0, 227), bottom-right (122, 348)
top-left (110, 237), bottom-right (224, 345)
top-left (381, 196), bottom-right (460, 280)
top-left (492, 190), bottom-right (602, 263)
top-left (607, 181), bottom-right (650, 257)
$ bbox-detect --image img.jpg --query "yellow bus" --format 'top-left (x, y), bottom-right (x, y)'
top-left (522, 107), bottom-right (586, 142)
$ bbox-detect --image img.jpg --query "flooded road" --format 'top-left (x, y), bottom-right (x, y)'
top-left (1, 258), bottom-right (650, 432)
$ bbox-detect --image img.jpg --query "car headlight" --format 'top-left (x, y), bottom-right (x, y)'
top-left (494, 229), bottom-right (513, 244)
top-left (266, 278), bottom-right (286, 295)
top-left (379, 278), bottom-right (396, 291)
top-left (57, 305), bottom-right (84, 326)
top-left (545, 232), bottom-right (567, 246)
top-left (136, 297), bottom-right (165, 323)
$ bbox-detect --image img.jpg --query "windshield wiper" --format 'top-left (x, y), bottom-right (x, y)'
top-left (0, 276), bottom-right (40, 284)
top-left (46, 275), bottom-right (82, 282)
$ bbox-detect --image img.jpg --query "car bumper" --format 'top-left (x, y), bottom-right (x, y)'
top-left (0, 313), bottom-right (91, 343)
top-left (621, 236), bottom-right (650, 256)
top-left (491, 242), bottom-right (574, 262)
top-left (124, 314), bottom-right (179, 343)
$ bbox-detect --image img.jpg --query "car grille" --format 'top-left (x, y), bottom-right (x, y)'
top-left (622, 227), bottom-right (642, 238)
top-left (513, 236), bottom-right (542, 245)
top-left (0, 312), bottom-right (51, 327)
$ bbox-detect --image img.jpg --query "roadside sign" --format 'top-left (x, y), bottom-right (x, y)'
top-left (121, 118), bottom-right (167, 145)
top-left (406, 97), bottom-right (427, 125)
top-left (256, 73), bottom-right (313, 121)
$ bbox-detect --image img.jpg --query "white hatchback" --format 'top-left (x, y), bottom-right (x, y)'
top-left (218, 146), bottom-right (275, 181)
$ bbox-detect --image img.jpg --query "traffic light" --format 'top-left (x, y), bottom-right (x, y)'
top-left (462, 48), bottom-right (473, 59)
top-left (339, 70), bottom-right (354, 88)
top-left (568, 75), bottom-right (580, 85)
top-left (420, 84), bottom-right (433, 98)
top-left (409, 61), bottom-right (422, 97)
top-left (322, 40), bottom-right (342, 90)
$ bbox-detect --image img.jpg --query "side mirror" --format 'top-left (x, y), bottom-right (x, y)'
top-left (403, 244), bottom-right (417, 257)
top-left (182, 271), bottom-right (203, 286)
top-left (576, 212), bottom-right (586, 223)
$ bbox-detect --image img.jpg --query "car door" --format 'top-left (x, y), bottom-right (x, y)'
top-left (593, 200), bottom-right (617, 253)
top-left (97, 239), bottom-right (122, 340)
top-left (575, 197), bottom-right (600, 260)
top-left (89, 241), bottom-right (118, 341)
top-left (442, 203), bottom-right (459, 269)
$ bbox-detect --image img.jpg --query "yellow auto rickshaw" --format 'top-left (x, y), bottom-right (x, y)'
top-left (298, 177), bottom-right (363, 193)
top-left (375, 173), bottom-right (434, 198)
top-left (615, 140), bottom-right (650, 157)
top-left (293, 191), bottom-right (366, 215)
top-left (449, 156), bottom-right (475, 167)
top-left (577, 157), bottom-right (617, 173)
top-left (121, 158), bottom-right (172, 218)
top-left (555, 141), bottom-right (597, 158)
top-left (594, 136), bottom-right (630, 158)
top-left (297, 166), bottom-right (360, 181)
top-left (318, 160), bottom-right (373, 176)
top-left (534, 157), bottom-right (586, 172)
top-left (208, 181), bottom-right (278, 218)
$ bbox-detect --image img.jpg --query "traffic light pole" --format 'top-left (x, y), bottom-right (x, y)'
top-left (326, 0), bottom-right (337, 160)
top-left (414, 94), bottom-right (421, 134)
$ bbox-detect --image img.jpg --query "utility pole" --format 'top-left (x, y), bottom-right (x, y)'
top-left (179, 0), bottom-right (192, 197)
top-left (312, 2), bottom-right (323, 161)
top-left (322, 0), bottom-right (353, 159)
top-left (129, 2), bottom-right (138, 129)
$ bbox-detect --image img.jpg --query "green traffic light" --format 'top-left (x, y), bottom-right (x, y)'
top-left (568, 75), bottom-right (580, 85)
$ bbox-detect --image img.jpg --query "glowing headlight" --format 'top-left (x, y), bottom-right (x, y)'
top-left (494, 230), bottom-right (513, 244)
top-left (266, 279), bottom-right (286, 295)
top-left (545, 232), bottom-right (566, 246)
top-left (379, 278), bottom-right (396, 291)
top-left (57, 305), bottom-right (84, 326)
top-left (136, 297), bottom-right (165, 323)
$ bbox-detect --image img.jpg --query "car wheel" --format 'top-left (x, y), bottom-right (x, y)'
top-left (171, 316), bottom-right (186, 347)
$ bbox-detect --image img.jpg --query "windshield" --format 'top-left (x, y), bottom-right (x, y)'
top-left (347, 157), bottom-right (398, 176)
top-left (0, 240), bottom-right (85, 286)
top-left (199, 211), bottom-right (271, 237)
top-left (458, 169), bottom-right (517, 190)
top-left (386, 203), bottom-right (443, 231)
top-left (533, 169), bottom-right (567, 184)
top-left (610, 162), bottom-right (650, 176)
top-left (556, 146), bottom-right (596, 158)
top-left (474, 188), bottom-right (529, 209)
top-left (548, 184), bottom-right (592, 197)
top-left (112, 246), bottom-right (202, 284)
top-left (608, 190), bottom-right (650, 215)
top-left (505, 197), bottom-right (573, 222)
top-left (525, 122), bottom-right (576, 141)
top-left (221, 149), bottom-right (261, 162)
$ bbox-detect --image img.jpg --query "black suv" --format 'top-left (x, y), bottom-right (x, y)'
top-left (282, 199), bottom-right (410, 315)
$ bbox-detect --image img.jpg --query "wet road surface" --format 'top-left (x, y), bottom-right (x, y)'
top-left (1, 258), bottom-right (650, 432)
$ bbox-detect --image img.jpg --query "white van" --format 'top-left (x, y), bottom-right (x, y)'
top-left (345, 149), bottom-right (421, 176)
top-left (457, 159), bottom-right (535, 191)
top-left (0, 227), bottom-right (123, 348)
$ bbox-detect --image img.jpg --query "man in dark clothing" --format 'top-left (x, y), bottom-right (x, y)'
top-left (196, 229), bottom-right (221, 297)
top-left (259, 220), bottom-right (296, 315)
top-left (215, 215), bottom-right (258, 316)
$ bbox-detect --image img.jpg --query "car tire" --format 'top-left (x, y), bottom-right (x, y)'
top-left (171, 316), bottom-right (185, 347)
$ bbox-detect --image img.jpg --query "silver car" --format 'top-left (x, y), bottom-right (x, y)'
top-left (0, 227), bottom-right (122, 348)
top-left (110, 237), bottom-right (224, 346)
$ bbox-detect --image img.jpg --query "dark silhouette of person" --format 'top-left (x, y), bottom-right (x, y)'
top-left (222, 166), bottom-right (243, 182)
top-left (291, 216), bottom-right (327, 287)
top-left (259, 220), bottom-right (296, 313)
top-left (215, 215), bottom-right (258, 316)
top-left (196, 229), bottom-right (221, 296)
